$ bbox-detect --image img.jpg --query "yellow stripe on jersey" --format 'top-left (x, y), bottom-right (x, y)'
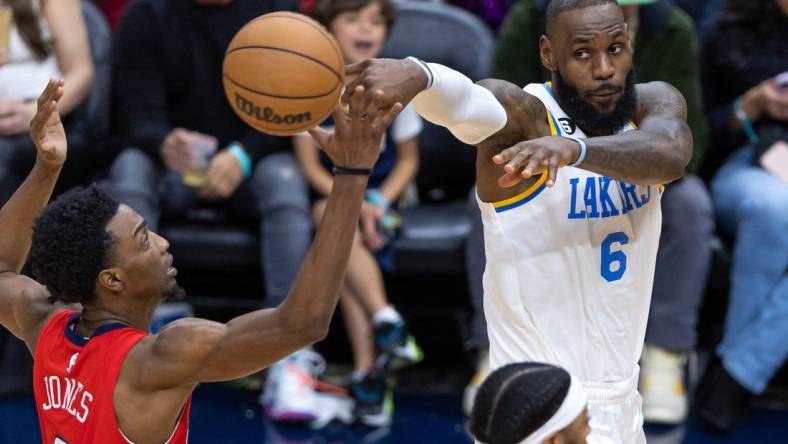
top-left (547, 110), bottom-right (559, 136)
top-left (492, 171), bottom-right (549, 213)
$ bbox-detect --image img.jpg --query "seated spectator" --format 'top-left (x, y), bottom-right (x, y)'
top-left (463, 0), bottom-right (715, 426)
top-left (470, 362), bottom-right (591, 444)
top-left (289, 0), bottom-right (424, 427)
top-left (106, 0), bottom-right (315, 413)
top-left (0, 0), bottom-right (95, 203)
top-left (695, 0), bottom-right (788, 434)
top-left (0, 0), bottom-right (94, 397)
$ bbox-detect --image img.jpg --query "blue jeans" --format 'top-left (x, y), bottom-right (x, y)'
top-left (108, 148), bottom-right (312, 307)
top-left (712, 148), bottom-right (788, 394)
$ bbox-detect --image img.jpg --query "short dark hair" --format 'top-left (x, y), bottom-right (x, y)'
top-left (545, 0), bottom-right (618, 36)
top-left (470, 362), bottom-right (571, 444)
top-left (29, 186), bottom-right (120, 305)
top-left (312, 0), bottom-right (397, 31)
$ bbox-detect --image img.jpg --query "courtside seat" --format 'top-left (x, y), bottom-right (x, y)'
top-left (160, 1), bottom-right (493, 305)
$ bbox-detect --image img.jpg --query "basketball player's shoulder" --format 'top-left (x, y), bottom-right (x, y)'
top-left (477, 78), bottom-right (545, 116)
top-left (635, 81), bottom-right (687, 120)
top-left (0, 272), bottom-right (63, 346)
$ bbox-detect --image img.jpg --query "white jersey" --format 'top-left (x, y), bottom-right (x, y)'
top-left (480, 82), bottom-right (662, 386)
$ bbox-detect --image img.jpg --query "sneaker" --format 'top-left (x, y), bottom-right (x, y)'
top-left (309, 390), bottom-right (355, 429)
top-left (639, 344), bottom-right (688, 424)
top-left (350, 370), bottom-right (394, 427)
top-left (463, 348), bottom-right (490, 416)
top-left (374, 320), bottom-right (424, 371)
top-left (262, 349), bottom-right (326, 423)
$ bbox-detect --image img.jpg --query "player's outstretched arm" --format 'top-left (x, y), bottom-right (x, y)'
top-left (495, 82), bottom-right (692, 186)
top-left (125, 88), bottom-right (404, 389)
top-left (0, 80), bottom-right (68, 340)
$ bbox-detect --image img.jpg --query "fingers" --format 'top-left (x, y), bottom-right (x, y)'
top-left (308, 125), bottom-right (331, 149)
top-left (373, 102), bottom-right (403, 131)
top-left (546, 155), bottom-right (559, 187)
top-left (492, 144), bottom-right (519, 165)
top-left (520, 153), bottom-right (546, 180)
top-left (36, 79), bottom-right (64, 110)
top-left (344, 61), bottom-right (367, 77)
top-left (348, 85), bottom-right (366, 119)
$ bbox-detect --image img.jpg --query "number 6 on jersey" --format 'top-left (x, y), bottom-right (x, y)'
top-left (601, 232), bottom-right (629, 282)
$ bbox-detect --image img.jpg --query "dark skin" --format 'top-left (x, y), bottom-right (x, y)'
top-left (344, 3), bottom-right (692, 204)
top-left (547, 408), bottom-right (591, 444)
top-left (0, 82), bottom-right (402, 444)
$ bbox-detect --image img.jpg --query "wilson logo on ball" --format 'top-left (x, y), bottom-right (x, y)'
top-left (235, 93), bottom-right (312, 125)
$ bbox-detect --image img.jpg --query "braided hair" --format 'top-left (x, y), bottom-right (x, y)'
top-left (470, 362), bottom-right (571, 444)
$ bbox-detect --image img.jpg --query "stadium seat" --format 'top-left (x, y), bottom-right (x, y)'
top-left (161, 1), bottom-right (494, 304)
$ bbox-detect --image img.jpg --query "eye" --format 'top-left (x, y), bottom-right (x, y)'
top-left (574, 49), bottom-right (591, 60)
top-left (609, 44), bottom-right (624, 54)
top-left (143, 231), bottom-right (150, 247)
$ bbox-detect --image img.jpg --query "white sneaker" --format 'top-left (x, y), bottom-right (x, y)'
top-left (262, 349), bottom-right (326, 423)
top-left (309, 391), bottom-right (355, 429)
top-left (639, 344), bottom-right (688, 424)
top-left (463, 349), bottom-right (490, 416)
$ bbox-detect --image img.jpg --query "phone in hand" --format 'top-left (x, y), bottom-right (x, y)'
top-left (760, 140), bottom-right (788, 185)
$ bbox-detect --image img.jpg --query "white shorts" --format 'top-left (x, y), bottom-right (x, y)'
top-left (584, 371), bottom-right (646, 444)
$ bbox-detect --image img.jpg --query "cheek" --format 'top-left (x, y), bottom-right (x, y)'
top-left (371, 26), bottom-right (386, 48)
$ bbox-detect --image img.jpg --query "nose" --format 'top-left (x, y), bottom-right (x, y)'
top-left (592, 53), bottom-right (615, 81)
top-left (153, 231), bottom-right (170, 253)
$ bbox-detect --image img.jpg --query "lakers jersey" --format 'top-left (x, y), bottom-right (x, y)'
top-left (480, 83), bottom-right (662, 384)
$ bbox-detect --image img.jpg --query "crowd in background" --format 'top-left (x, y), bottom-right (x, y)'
top-left (0, 0), bottom-right (786, 436)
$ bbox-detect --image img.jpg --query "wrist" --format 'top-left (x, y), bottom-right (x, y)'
top-left (365, 189), bottom-right (389, 210)
top-left (227, 142), bottom-right (252, 178)
top-left (406, 57), bottom-right (432, 91)
top-left (565, 137), bottom-right (587, 167)
top-left (740, 88), bottom-right (763, 120)
top-left (733, 97), bottom-right (759, 144)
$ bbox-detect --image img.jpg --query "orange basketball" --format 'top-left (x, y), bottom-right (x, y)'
top-left (223, 12), bottom-right (344, 136)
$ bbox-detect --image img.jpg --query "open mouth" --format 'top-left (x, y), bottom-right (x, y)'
top-left (353, 40), bottom-right (374, 51)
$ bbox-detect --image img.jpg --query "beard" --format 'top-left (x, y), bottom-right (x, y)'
top-left (164, 282), bottom-right (186, 301)
top-left (553, 69), bottom-right (637, 137)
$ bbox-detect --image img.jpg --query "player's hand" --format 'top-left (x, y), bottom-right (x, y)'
top-left (198, 149), bottom-right (244, 200)
top-left (309, 85), bottom-right (402, 170)
top-left (0, 96), bottom-right (34, 136)
top-left (161, 128), bottom-right (195, 173)
top-left (29, 79), bottom-right (67, 169)
top-left (343, 58), bottom-right (428, 111)
top-left (360, 202), bottom-right (385, 251)
top-left (492, 136), bottom-right (580, 188)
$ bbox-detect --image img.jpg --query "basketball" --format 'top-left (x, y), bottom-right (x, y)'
top-left (222, 12), bottom-right (345, 136)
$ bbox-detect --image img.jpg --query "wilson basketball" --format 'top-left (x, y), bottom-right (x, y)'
top-left (223, 12), bottom-right (344, 136)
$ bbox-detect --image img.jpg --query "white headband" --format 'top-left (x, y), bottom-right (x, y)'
top-left (520, 373), bottom-right (587, 444)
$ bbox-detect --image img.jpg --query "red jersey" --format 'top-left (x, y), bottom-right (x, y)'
top-left (34, 310), bottom-right (191, 444)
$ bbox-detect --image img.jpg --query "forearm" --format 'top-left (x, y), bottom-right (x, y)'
top-left (0, 161), bottom-right (61, 273)
top-left (379, 157), bottom-right (418, 203)
top-left (57, 65), bottom-right (93, 116)
top-left (309, 168), bottom-right (334, 197)
top-left (277, 174), bottom-right (367, 336)
top-left (411, 63), bottom-right (507, 145)
top-left (581, 130), bottom-right (689, 185)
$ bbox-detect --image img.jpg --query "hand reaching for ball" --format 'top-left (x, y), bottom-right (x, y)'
top-left (309, 85), bottom-right (402, 170)
top-left (29, 79), bottom-right (67, 169)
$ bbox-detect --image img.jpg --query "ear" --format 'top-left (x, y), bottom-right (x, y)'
top-left (543, 433), bottom-right (564, 444)
top-left (97, 268), bottom-right (125, 294)
top-left (539, 35), bottom-right (555, 72)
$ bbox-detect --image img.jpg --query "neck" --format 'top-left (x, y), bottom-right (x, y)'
top-left (78, 299), bottom-right (158, 336)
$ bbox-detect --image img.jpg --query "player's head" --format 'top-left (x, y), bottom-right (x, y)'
top-left (313, 0), bottom-right (396, 64)
top-left (29, 186), bottom-right (182, 309)
top-left (470, 362), bottom-right (590, 444)
top-left (539, 0), bottom-right (636, 136)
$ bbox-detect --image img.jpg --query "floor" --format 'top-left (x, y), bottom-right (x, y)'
top-left (1, 384), bottom-right (786, 443)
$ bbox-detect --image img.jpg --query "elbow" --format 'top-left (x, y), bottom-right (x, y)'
top-left (665, 154), bottom-right (686, 183)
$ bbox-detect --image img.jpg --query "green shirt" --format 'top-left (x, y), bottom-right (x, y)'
top-left (493, 0), bottom-right (708, 173)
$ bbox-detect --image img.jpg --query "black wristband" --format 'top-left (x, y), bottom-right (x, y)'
top-left (332, 166), bottom-right (372, 176)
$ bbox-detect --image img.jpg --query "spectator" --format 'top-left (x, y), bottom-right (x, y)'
top-left (448, 0), bottom-right (516, 31)
top-left (106, 0), bottom-right (315, 416)
top-left (695, 0), bottom-right (788, 434)
top-left (0, 0), bottom-right (94, 396)
top-left (463, 0), bottom-right (714, 427)
top-left (0, 0), bottom-right (95, 202)
top-left (288, 0), bottom-right (424, 427)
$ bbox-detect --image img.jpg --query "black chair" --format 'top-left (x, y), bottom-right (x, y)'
top-left (383, 0), bottom-right (494, 274)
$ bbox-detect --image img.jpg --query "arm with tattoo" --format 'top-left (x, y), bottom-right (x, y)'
top-left (579, 82), bottom-right (692, 185)
top-left (494, 81), bottom-right (692, 187)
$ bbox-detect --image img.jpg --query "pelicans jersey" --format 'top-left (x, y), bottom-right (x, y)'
top-left (480, 82), bottom-right (662, 383)
top-left (34, 310), bottom-right (191, 444)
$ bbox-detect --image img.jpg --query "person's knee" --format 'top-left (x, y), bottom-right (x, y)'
top-left (252, 152), bottom-right (309, 213)
top-left (110, 148), bottom-right (158, 192)
top-left (739, 187), bottom-right (788, 228)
